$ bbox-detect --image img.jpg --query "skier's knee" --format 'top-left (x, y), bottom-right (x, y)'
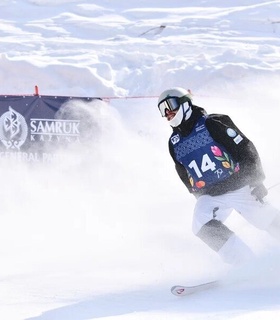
top-left (196, 219), bottom-right (234, 252)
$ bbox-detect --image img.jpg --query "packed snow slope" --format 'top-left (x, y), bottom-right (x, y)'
top-left (0, 1), bottom-right (280, 319)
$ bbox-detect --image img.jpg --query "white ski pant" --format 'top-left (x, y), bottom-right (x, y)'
top-left (192, 186), bottom-right (280, 265)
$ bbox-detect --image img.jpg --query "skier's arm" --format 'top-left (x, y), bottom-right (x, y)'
top-left (206, 114), bottom-right (265, 186)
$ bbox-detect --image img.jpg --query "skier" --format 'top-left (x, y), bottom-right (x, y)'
top-left (158, 87), bottom-right (280, 265)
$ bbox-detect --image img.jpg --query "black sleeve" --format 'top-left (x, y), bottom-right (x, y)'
top-left (206, 114), bottom-right (265, 186)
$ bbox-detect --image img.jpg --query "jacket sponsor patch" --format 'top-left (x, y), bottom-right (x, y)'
top-left (171, 134), bottom-right (180, 145)
top-left (227, 128), bottom-right (237, 137)
top-left (195, 124), bottom-right (205, 132)
top-left (234, 134), bottom-right (243, 144)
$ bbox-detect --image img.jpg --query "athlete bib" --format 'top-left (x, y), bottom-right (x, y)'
top-left (171, 116), bottom-right (239, 192)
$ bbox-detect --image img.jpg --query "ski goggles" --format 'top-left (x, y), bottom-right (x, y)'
top-left (158, 95), bottom-right (191, 117)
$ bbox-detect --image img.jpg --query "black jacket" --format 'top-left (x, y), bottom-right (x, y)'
top-left (169, 105), bottom-right (265, 197)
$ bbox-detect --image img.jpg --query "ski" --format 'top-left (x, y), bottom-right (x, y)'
top-left (171, 280), bottom-right (219, 296)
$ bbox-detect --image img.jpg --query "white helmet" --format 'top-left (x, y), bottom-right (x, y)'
top-left (158, 87), bottom-right (193, 127)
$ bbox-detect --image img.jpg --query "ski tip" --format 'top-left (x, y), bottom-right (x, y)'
top-left (171, 285), bottom-right (187, 296)
top-left (171, 280), bottom-right (219, 297)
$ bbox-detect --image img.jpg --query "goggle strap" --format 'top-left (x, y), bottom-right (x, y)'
top-left (179, 95), bottom-right (192, 105)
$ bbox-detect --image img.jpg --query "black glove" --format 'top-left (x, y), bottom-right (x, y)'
top-left (251, 184), bottom-right (268, 203)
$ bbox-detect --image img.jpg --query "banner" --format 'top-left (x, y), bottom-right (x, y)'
top-left (0, 94), bottom-right (101, 163)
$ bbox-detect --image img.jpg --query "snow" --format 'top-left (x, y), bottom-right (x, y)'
top-left (0, 0), bottom-right (280, 319)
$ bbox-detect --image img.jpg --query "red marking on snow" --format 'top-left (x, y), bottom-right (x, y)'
top-left (176, 288), bottom-right (185, 295)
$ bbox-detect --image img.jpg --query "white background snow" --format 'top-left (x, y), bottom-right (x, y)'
top-left (1, 0), bottom-right (280, 319)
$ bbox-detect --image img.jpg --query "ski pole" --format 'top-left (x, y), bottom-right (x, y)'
top-left (268, 182), bottom-right (280, 190)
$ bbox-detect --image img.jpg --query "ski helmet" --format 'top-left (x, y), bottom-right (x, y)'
top-left (158, 87), bottom-right (193, 127)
